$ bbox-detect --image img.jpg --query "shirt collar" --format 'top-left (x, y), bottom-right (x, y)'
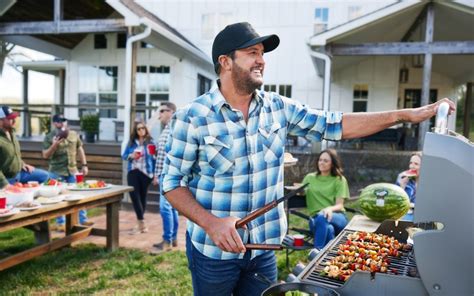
top-left (211, 79), bottom-right (263, 112)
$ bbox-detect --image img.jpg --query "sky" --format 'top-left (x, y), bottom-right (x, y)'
top-left (0, 46), bottom-right (55, 104)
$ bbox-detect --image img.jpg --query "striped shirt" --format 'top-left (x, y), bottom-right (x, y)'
top-left (161, 87), bottom-right (343, 260)
top-left (154, 124), bottom-right (171, 178)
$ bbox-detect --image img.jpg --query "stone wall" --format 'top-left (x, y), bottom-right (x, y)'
top-left (285, 149), bottom-right (415, 196)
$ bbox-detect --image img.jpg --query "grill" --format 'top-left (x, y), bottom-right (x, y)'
top-left (294, 103), bottom-right (474, 296)
top-left (302, 229), bottom-right (418, 290)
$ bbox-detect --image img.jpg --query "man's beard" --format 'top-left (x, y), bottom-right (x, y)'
top-left (231, 62), bottom-right (263, 95)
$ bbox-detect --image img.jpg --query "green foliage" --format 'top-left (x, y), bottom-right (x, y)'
top-left (80, 113), bottom-right (100, 133)
top-left (38, 116), bottom-right (51, 135)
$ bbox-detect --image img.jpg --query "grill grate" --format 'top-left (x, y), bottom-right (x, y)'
top-left (301, 229), bottom-right (419, 289)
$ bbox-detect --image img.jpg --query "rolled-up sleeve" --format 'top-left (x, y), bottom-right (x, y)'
top-left (161, 109), bottom-right (198, 193)
top-left (282, 96), bottom-right (343, 141)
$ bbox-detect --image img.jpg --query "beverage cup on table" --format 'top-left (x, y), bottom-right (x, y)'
top-left (0, 197), bottom-right (6, 209)
top-left (147, 144), bottom-right (156, 155)
top-left (293, 234), bottom-right (305, 247)
top-left (75, 172), bottom-right (84, 183)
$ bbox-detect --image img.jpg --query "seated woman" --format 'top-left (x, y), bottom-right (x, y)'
top-left (396, 152), bottom-right (422, 221)
top-left (302, 149), bottom-right (350, 250)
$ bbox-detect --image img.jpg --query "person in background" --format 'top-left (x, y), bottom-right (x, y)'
top-left (0, 106), bottom-right (50, 189)
top-left (302, 149), bottom-right (350, 250)
top-left (161, 22), bottom-right (455, 295)
top-left (42, 114), bottom-right (92, 230)
top-left (396, 151), bottom-right (422, 221)
top-left (396, 151), bottom-right (422, 204)
top-left (152, 102), bottom-right (179, 252)
top-left (122, 121), bottom-right (156, 234)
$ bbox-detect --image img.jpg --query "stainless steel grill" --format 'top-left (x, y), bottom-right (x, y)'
top-left (302, 229), bottom-right (418, 290)
top-left (293, 103), bottom-right (474, 296)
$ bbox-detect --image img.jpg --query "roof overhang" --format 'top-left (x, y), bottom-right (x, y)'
top-left (308, 1), bottom-right (474, 84)
top-left (107, 0), bottom-right (213, 72)
top-left (12, 60), bottom-right (66, 75)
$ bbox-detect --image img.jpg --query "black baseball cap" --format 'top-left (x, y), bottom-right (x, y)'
top-left (212, 22), bottom-right (280, 73)
top-left (52, 114), bottom-right (67, 123)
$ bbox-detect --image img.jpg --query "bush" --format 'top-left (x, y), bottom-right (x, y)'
top-left (80, 113), bottom-right (100, 134)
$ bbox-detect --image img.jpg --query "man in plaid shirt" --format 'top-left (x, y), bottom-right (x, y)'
top-left (161, 22), bottom-right (455, 295)
top-left (152, 102), bottom-right (178, 251)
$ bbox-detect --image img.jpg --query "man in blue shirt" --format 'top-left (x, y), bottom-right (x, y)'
top-left (161, 22), bottom-right (455, 295)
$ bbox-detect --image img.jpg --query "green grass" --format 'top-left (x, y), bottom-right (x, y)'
top-left (0, 201), bottom-right (360, 293)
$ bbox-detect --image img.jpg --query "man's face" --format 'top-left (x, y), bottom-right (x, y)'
top-left (53, 120), bottom-right (67, 130)
top-left (1, 117), bottom-right (15, 131)
top-left (158, 106), bottom-right (173, 125)
top-left (230, 43), bottom-right (265, 94)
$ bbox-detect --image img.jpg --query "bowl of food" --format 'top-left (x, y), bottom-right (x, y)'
top-left (38, 185), bottom-right (61, 197)
top-left (4, 189), bottom-right (35, 206)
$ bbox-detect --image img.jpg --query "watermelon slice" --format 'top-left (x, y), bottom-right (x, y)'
top-left (403, 169), bottom-right (418, 179)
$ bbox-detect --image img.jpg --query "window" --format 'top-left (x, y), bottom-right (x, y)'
top-left (348, 6), bottom-right (362, 20)
top-left (314, 8), bottom-right (329, 34)
top-left (279, 85), bottom-right (292, 97)
top-left (264, 85), bottom-right (277, 92)
top-left (94, 34), bottom-right (107, 49)
top-left (197, 74), bottom-right (212, 96)
top-left (117, 33), bottom-right (126, 48)
top-left (264, 84), bottom-right (292, 97)
top-left (136, 65), bottom-right (170, 120)
top-left (78, 66), bottom-right (118, 118)
top-left (352, 84), bottom-right (368, 112)
top-left (201, 13), bottom-right (233, 40)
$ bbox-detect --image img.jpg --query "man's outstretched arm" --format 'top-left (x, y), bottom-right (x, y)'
top-left (342, 98), bottom-right (455, 139)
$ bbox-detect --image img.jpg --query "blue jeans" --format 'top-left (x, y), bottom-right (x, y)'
top-left (186, 233), bottom-right (277, 296)
top-left (8, 168), bottom-right (50, 184)
top-left (160, 194), bottom-right (179, 243)
top-left (48, 173), bottom-right (88, 225)
top-left (309, 212), bottom-right (348, 249)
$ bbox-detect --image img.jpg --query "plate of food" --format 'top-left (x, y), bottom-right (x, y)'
top-left (67, 181), bottom-right (111, 191)
top-left (64, 194), bottom-right (86, 201)
top-left (36, 196), bottom-right (65, 205)
top-left (15, 200), bottom-right (42, 211)
top-left (283, 152), bottom-right (298, 166)
top-left (0, 207), bottom-right (20, 218)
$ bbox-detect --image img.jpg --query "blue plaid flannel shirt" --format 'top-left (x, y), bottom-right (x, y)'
top-left (161, 87), bottom-right (343, 260)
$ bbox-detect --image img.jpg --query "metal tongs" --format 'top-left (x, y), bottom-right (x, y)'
top-left (235, 183), bottom-right (308, 250)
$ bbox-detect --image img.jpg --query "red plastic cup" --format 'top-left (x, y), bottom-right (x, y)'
top-left (134, 148), bottom-right (142, 159)
top-left (147, 144), bottom-right (156, 155)
top-left (0, 197), bottom-right (6, 209)
top-left (293, 234), bottom-right (304, 247)
top-left (75, 172), bottom-right (84, 183)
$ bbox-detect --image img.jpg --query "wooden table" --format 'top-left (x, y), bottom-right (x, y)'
top-left (0, 185), bottom-right (132, 271)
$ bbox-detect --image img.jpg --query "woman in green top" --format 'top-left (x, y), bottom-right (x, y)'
top-left (302, 149), bottom-right (350, 249)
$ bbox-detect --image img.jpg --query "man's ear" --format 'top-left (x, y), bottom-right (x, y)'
top-left (218, 55), bottom-right (232, 72)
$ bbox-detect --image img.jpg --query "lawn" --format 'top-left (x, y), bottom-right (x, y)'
top-left (0, 202), bottom-right (358, 294)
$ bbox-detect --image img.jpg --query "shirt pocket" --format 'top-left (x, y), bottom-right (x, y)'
top-left (258, 122), bottom-right (284, 163)
top-left (203, 134), bottom-right (234, 174)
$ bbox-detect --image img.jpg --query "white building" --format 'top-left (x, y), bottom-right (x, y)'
top-left (138, 0), bottom-right (395, 109)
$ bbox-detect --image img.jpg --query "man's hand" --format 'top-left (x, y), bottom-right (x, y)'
top-left (22, 164), bottom-right (35, 173)
top-left (205, 216), bottom-right (246, 253)
top-left (405, 98), bottom-right (456, 123)
top-left (52, 136), bottom-right (65, 146)
top-left (82, 166), bottom-right (89, 176)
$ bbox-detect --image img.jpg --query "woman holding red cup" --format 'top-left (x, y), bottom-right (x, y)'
top-left (121, 121), bottom-right (156, 234)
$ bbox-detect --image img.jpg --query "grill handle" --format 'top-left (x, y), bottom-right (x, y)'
top-left (434, 102), bottom-right (450, 134)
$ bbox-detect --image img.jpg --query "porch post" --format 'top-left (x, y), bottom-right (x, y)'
top-left (418, 3), bottom-right (434, 149)
top-left (22, 68), bottom-right (30, 137)
top-left (463, 82), bottom-right (473, 139)
top-left (59, 68), bottom-right (65, 114)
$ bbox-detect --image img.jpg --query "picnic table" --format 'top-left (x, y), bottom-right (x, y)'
top-left (0, 185), bottom-right (132, 271)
